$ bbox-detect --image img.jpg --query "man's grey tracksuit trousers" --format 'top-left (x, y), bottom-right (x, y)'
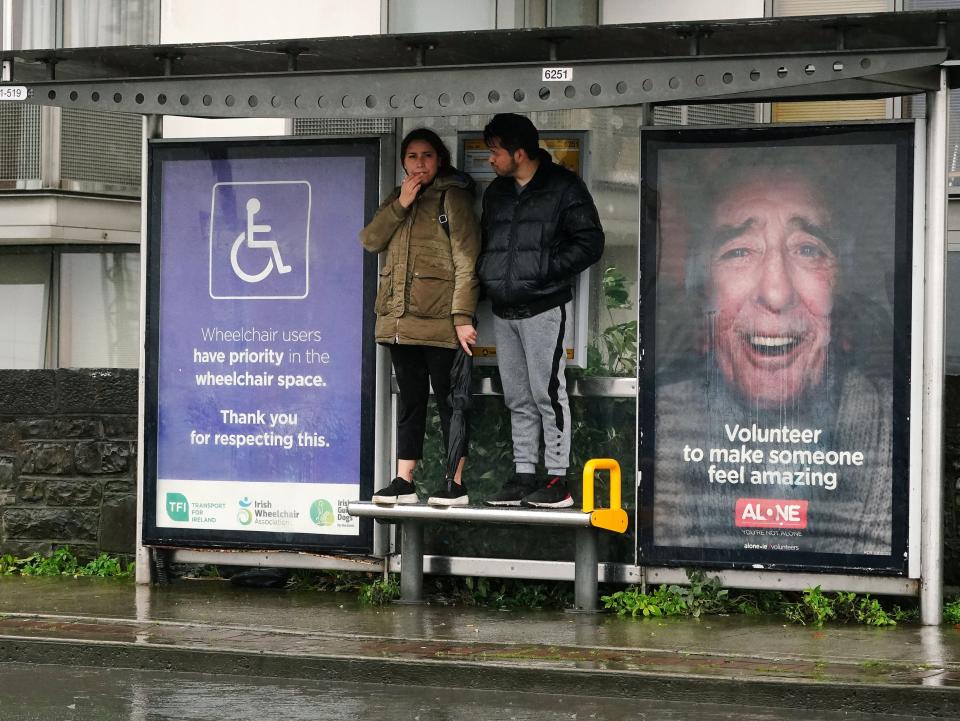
top-left (493, 304), bottom-right (569, 477)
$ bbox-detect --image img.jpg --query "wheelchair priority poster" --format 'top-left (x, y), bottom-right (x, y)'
top-left (144, 138), bottom-right (379, 552)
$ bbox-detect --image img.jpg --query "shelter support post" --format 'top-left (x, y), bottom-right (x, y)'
top-left (135, 114), bottom-right (163, 586)
top-left (399, 520), bottom-right (425, 604)
top-left (573, 527), bottom-right (599, 612)
top-left (921, 67), bottom-right (947, 625)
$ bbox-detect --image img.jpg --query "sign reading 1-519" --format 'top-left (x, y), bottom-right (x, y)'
top-left (0, 86), bottom-right (28, 101)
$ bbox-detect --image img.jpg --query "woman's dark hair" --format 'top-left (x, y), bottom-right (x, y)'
top-left (400, 127), bottom-right (452, 176)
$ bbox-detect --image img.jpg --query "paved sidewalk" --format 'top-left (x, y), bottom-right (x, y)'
top-left (0, 577), bottom-right (958, 717)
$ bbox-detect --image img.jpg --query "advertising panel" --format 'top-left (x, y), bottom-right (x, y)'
top-left (143, 138), bottom-right (378, 551)
top-left (639, 124), bottom-right (913, 573)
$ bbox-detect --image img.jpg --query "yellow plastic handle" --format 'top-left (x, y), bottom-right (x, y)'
top-left (581, 458), bottom-right (628, 533)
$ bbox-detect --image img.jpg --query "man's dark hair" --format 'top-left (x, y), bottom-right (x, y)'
top-left (400, 127), bottom-right (452, 176)
top-left (483, 113), bottom-right (540, 159)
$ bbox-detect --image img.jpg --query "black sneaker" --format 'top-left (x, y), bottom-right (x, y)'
top-left (484, 473), bottom-right (537, 507)
top-left (427, 478), bottom-right (469, 507)
top-left (522, 476), bottom-right (574, 508)
top-left (372, 476), bottom-right (419, 505)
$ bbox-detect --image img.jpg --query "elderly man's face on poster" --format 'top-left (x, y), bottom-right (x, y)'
top-left (707, 172), bottom-right (839, 408)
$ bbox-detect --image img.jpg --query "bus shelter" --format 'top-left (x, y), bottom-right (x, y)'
top-left (3, 9), bottom-right (956, 623)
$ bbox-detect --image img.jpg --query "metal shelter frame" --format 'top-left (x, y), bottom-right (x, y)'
top-left (5, 9), bottom-right (956, 624)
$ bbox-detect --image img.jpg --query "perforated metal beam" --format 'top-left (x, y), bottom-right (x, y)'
top-left (20, 47), bottom-right (945, 119)
top-left (703, 67), bottom-right (943, 103)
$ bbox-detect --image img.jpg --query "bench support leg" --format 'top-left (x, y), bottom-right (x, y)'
top-left (399, 520), bottom-right (424, 604)
top-left (573, 527), bottom-right (599, 612)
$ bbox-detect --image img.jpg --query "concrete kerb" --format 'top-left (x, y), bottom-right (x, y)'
top-left (0, 630), bottom-right (956, 718)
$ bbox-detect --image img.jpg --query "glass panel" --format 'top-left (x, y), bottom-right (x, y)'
top-left (549, 0), bottom-right (597, 27)
top-left (905, 0), bottom-right (960, 8)
top-left (771, 0), bottom-right (892, 15)
top-left (62, 0), bottom-right (160, 47)
top-left (903, 93), bottom-right (960, 192)
top-left (388, 0), bottom-right (496, 32)
top-left (398, 110), bottom-right (640, 563)
top-left (601, 0), bottom-right (763, 23)
top-left (947, 251), bottom-right (960, 375)
top-left (9, 0), bottom-right (57, 50)
top-left (0, 252), bottom-right (51, 368)
top-left (58, 251), bottom-right (140, 368)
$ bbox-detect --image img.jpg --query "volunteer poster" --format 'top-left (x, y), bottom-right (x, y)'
top-left (144, 138), bottom-right (378, 551)
top-left (639, 124), bottom-right (913, 573)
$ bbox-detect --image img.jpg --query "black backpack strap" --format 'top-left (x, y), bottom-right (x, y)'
top-left (438, 189), bottom-right (450, 239)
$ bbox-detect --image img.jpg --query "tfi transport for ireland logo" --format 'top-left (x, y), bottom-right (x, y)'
top-left (166, 493), bottom-right (189, 521)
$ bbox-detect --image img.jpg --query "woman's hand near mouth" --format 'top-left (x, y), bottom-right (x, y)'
top-left (399, 172), bottom-right (424, 208)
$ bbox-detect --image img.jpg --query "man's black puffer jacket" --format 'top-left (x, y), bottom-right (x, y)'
top-left (478, 149), bottom-right (604, 318)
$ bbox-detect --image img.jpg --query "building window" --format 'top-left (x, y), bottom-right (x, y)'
top-left (0, 251), bottom-right (50, 368)
top-left (549, 0), bottom-right (598, 26)
top-left (770, 0), bottom-right (893, 14)
top-left (387, 0), bottom-right (497, 32)
top-left (7, 0), bottom-right (58, 50)
top-left (0, 246), bottom-right (139, 369)
top-left (5, 0), bottom-right (159, 51)
top-left (62, 0), bottom-right (160, 47)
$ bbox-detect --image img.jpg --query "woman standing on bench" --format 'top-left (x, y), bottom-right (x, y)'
top-left (361, 128), bottom-right (480, 507)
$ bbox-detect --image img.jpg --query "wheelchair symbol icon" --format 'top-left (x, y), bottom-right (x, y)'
top-left (230, 198), bottom-right (292, 283)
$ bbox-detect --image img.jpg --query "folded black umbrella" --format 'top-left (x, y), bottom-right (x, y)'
top-left (444, 340), bottom-right (473, 484)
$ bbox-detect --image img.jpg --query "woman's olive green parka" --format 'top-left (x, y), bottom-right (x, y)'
top-left (360, 171), bottom-right (480, 349)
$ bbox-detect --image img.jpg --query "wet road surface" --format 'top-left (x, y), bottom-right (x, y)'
top-left (0, 662), bottom-right (941, 721)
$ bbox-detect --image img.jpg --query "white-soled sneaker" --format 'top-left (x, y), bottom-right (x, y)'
top-left (372, 476), bottom-right (419, 505)
top-left (427, 479), bottom-right (469, 507)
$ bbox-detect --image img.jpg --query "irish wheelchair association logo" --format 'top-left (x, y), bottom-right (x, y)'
top-left (237, 497), bottom-right (253, 526)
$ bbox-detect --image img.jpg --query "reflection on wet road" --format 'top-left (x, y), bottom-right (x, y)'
top-left (0, 663), bottom-right (940, 721)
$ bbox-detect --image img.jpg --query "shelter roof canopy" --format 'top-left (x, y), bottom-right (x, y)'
top-left (4, 9), bottom-right (959, 83)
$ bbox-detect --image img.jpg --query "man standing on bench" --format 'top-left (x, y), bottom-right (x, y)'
top-left (478, 114), bottom-right (604, 508)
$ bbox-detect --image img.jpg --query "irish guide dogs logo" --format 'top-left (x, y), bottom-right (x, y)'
top-left (209, 181), bottom-right (312, 300)
top-left (310, 499), bottom-right (335, 527)
top-left (166, 493), bottom-right (189, 522)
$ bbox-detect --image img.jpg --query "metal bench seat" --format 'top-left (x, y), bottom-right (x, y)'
top-left (348, 459), bottom-right (627, 611)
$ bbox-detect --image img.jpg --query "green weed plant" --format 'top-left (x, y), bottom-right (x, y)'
top-left (945, 599), bottom-right (960, 625)
top-left (601, 584), bottom-right (687, 618)
top-left (0, 547), bottom-right (131, 579)
top-left (601, 570), bottom-right (919, 627)
top-left (286, 569), bottom-right (371, 593)
top-left (781, 587), bottom-right (903, 627)
top-left (432, 576), bottom-right (572, 610)
top-left (358, 576), bottom-right (401, 606)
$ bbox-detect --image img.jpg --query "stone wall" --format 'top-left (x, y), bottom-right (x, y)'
top-left (0, 369), bottom-right (137, 560)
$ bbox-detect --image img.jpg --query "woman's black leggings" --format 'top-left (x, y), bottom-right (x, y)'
top-left (390, 343), bottom-right (466, 460)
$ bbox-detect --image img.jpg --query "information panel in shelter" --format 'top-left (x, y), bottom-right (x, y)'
top-left (144, 138), bottom-right (378, 551)
top-left (639, 124), bottom-right (914, 574)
